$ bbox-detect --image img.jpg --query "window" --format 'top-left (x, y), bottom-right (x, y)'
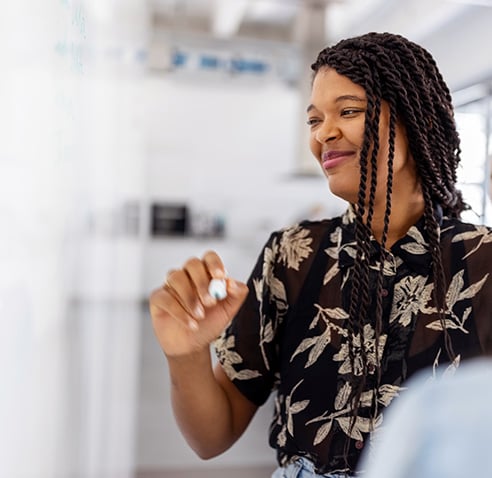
top-left (453, 84), bottom-right (492, 225)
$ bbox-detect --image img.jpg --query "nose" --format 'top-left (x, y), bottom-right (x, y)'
top-left (315, 119), bottom-right (341, 143)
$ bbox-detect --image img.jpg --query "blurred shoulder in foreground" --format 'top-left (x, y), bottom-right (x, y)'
top-left (359, 358), bottom-right (492, 478)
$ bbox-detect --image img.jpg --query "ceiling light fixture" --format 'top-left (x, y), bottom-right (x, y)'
top-left (212, 0), bottom-right (249, 38)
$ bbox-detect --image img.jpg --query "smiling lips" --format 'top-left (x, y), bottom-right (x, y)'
top-left (321, 150), bottom-right (356, 169)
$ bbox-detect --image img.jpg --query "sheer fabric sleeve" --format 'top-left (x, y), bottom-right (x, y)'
top-left (463, 226), bottom-right (492, 355)
top-left (214, 220), bottom-right (324, 405)
top-left (214, 230), bottom-right (288, 406)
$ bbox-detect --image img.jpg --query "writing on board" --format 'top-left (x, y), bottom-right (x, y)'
top-left (55, 0), bottom-right (87, 75)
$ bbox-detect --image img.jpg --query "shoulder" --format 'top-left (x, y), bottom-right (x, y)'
top-left (361, 359), bottom-right (492, 477)
top-left (394, 358), bottom-right (492, 419)
top-left (280, 217), bottom-right (341, 236)
top-left (272, 216), bottom-right (343, 252)
top-left (274, 215), bottom-right (345, 241)
top-left (441, 217), bottom-right (492, 256)
top-left (262, 215), bottom-right (343, 272)
top-left (442, 216), bottom-right (492, 237)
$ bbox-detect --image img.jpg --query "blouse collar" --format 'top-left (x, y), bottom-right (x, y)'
top-left (337, 205), bottom-right (444, 275)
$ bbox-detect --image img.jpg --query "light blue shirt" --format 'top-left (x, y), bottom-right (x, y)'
top-left (359, 358), bottom-right (492, 478)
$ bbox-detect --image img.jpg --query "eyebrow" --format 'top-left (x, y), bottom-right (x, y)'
top-left (306, 95), bottom-right (366, 113)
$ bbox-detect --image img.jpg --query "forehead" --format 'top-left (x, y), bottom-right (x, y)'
top-left (311, 67), bottom-right (366, 102)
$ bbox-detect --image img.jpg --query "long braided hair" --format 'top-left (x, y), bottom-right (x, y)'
top-left (311, 32), bottom-right (467, 461)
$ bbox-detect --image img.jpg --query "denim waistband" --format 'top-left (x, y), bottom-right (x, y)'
top-left (271, 457), bottom-right (352, 478)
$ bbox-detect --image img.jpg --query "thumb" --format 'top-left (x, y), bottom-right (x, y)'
top-left (221, 278), bottom-right (249, 317)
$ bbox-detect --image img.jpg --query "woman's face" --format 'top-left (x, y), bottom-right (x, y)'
top-left (308, 67), bottom-right (416, 206)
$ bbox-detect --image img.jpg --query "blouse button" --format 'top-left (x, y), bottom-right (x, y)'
top-left (381, 288), bottom-right (389, 297)
top-left (355, 440), bottom-right (364, 450)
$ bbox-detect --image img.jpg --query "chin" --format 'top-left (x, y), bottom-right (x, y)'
top-left (326, 178), bottom-right (358, 204)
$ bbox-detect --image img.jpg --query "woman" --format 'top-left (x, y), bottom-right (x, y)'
top-left (149, 32), bottom-right (492, 477)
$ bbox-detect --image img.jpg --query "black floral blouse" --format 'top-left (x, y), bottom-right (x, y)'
top-left (214, 207), bottom-right (492, 475)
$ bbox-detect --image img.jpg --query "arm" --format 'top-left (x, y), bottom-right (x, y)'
top-left (149, 251), bottom-right (255, 458)
top-left (168, 355), bottom-right (258, 458)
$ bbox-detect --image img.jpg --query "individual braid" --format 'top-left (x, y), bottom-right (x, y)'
top-left (345, 63), bottom-right (379, 381)
top-left (372, 91), bottom-right (397, 417)
top-left (311, 32), bottom-right (467, 469)
top-left (421, 183), bottom-right (457, 360)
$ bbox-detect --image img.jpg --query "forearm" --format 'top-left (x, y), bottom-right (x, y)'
top-left (167, 348), bottom-right (236, 458)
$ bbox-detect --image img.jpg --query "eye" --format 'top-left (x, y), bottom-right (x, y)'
top-left (341, 108), bottom-right (364, 117)
top-left (307, 117), bottom-right (321, 126)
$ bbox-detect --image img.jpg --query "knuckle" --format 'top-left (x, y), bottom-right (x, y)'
top-left (184, 256), bottom-right (201, 268)
top-left (203, 251), bottom-right (224, 272)
top-left (165, 269), bottom-right (180, 284)
top-left (203, 250), bottom-right (220, 263)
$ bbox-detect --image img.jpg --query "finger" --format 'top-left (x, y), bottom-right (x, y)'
top-left (183, 257), bottom-right (216, 308)
top-left (164, 269), bottom-right (205, 321)
top-left (150, 286), bottom-right (200, 331)
top-left (202, 250), bottom-right (226, 279)
top-left (220, 278), bottom-right (249, 316)
top-left (201, 251), bottom-right (229, 305)
top-left (225, 278), bottom-right (248, 299)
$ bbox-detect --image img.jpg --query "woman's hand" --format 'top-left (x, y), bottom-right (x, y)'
top-left (149, 251), bottom-right (249, 357)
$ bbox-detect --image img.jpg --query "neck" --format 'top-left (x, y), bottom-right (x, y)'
top-left (364, 187), bottom-right (425, 249)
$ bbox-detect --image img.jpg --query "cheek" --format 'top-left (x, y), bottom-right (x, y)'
top-left (389, 127), bottom-right (410, 171)
top-left (345, 125), bottom-right (365, 151)
top-left (309, 134), bottom-right (320, 156)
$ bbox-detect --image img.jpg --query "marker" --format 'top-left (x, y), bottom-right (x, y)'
top-left (208, 278), bottom-right (227, 301)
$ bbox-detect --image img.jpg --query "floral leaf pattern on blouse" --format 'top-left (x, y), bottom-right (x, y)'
top-left (307, 383), bottom-right (384, 445)
top-left (286, 380), bottom-right (310, 437)
top-left (377, 384), bottom-right (402, 407)
top-left (279, 224), bottom-right (313, 270)
top-left (430, 349), bottom-right (462, 378)
top-left (323, 262), bottom-right (340, 285)
top-left (400, 225), bottom-right (428, 255)
top-left (333, 324), bottom-right (387, 377)
top-left (390, 275), bottom-right (429, 326)
top-left (425, 270), bottom-right (489, 333)
top-left (291, 304), bottom-right (348, 367)
top-left (253, 234), bottom-right (292, 371)
top-left (214, 335), bottom-right (262, 380)
top-left (451, 226), bottom-right (492, 259)
top-left (322, 230), bottom-right (342, 285)
top-left (260, 237), bottom-right (288, 310)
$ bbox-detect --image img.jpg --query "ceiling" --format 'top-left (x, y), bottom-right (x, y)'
top-left (145, 0), bottom-right (484, 46)
top-left (147, 0), bottom-right (380, 44)
top-left (135, 0), bottom-right (492, 91)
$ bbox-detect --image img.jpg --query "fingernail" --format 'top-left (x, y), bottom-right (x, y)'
top-left (188, 319), bottom-right (199, 331)
top-left (194, 305), bottom-right (205, 319)
top-left (215, 268), bottom-right (227, 279)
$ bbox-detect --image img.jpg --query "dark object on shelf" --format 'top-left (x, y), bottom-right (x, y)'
top-left (151, 203), bottom-right (189, 236)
